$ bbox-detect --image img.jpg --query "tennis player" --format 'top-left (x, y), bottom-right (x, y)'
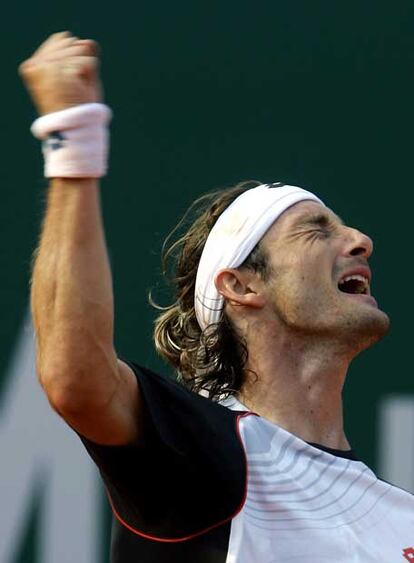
top-left (20, 32), bottom-right (414, 562)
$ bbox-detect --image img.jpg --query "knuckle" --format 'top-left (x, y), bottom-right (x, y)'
top-left (85, 39), bottom-right (98, 49)
top-left (87, 55), bottom-right (98, 65)
top-left (18, 59), bottom-right (34, 77)
top-left (18, 60), bottom-right (27, 74)
top-left (79, 56), bottom-right (98, 70)
top-left (80, 43), bottom-right (98, 56)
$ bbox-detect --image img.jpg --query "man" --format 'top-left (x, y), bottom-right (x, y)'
top-left (20, 32), bottom-right (414, 562)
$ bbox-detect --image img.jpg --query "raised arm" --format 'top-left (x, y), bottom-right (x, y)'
top-left (20, 32), bottom-right (142, 445)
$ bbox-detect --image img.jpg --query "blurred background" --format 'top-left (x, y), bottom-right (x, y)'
top-left (1, 1), bottom-right (414, 561)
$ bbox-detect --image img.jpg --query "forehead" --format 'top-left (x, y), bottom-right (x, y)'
top-left (284, 200), bottom-right (341, 224)
top-left (262, 200), bottom-right (342, 242)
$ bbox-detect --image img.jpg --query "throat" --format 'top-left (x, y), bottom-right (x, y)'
top-left (240, 331), bottom-right (350, 450)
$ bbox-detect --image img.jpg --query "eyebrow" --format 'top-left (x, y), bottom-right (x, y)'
top-left (292, 212), bottom-right (344, 229)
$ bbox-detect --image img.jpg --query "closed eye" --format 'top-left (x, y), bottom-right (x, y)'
top-left (289, 211), bottom-right (344, 241)
top-left (295, 212), bottom-right (344, 231)
top-left (313, 226), bottom-right (333, 237)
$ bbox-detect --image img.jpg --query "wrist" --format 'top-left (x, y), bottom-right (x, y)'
top-left (51, 178), bottom-right (98, 189)
top-left (31, 103), bottom-right (112, 178)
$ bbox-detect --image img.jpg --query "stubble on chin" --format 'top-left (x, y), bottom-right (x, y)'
top-left (339, 306), bottom-right (390, 354)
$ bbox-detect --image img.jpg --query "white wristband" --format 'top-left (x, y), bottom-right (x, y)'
top-left (31, 103), bottom-right (112, 178)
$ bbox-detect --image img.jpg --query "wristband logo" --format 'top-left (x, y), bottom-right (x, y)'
top-left (43, 131), bottom-right (66, 151)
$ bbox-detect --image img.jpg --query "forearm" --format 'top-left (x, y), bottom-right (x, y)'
top-left (32, 178), bottom-right (118, 409)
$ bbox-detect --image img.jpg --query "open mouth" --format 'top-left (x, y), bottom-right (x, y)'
top-left (338, 274), bottom-right (369, 295)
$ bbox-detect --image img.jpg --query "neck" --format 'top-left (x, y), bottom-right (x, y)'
top-left (238, 326), bottom-right (352, 450)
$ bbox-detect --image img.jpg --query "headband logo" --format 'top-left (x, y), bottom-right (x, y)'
top-left (267, 182), bottom-right (285, 189)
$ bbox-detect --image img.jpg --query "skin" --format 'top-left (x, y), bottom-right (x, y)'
top-left (215, 201), bottom-right (390, 450)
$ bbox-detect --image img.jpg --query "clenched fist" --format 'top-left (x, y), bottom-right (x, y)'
top-left (19, 31), bottom-right (102, 115)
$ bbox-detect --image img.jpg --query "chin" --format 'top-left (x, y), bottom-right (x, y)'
top-left (342, 305), bottom-right (390, 353)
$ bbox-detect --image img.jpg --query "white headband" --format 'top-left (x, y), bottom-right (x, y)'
top-left (194, 183), bottom-right (324, 331)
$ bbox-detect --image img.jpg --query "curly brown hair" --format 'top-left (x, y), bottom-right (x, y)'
top-left (152, 180), bottom-right (276, 400)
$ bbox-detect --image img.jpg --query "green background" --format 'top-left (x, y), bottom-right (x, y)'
top-left (1, 1), bottom-right (413, 561)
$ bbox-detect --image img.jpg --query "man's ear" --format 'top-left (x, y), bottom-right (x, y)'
top-left (214, 269), bottom-right (266, 309)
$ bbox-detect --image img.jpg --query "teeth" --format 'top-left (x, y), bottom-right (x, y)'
top-left (338, 274), bottom-right (369, 292)
top-left (340, 274), bottom-right (368, 285)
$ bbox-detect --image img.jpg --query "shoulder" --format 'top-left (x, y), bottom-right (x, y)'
top-left (81, 360), bottom-right (249, 541)
top-left (123, 360), bottom-right (243, 454)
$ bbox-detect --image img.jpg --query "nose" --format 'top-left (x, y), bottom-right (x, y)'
top-left (342, 226), bottom-right (373, 259)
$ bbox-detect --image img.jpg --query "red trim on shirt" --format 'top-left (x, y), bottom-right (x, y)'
top-left (106, 411), bottom-right (253, 543)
